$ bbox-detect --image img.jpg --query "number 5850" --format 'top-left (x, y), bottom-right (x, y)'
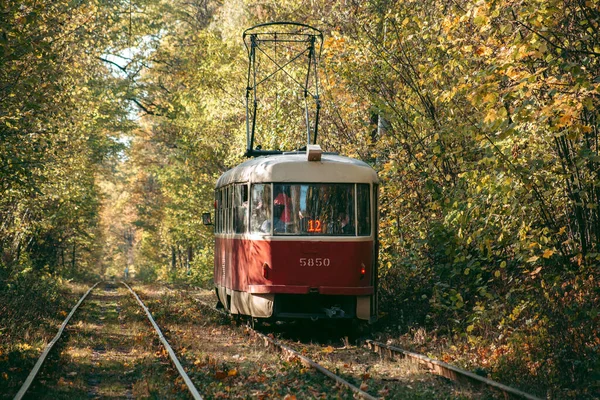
top-left (299, 257), bottom-right (330, 267)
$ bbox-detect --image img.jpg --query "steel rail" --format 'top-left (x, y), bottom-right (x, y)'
top-left (365, 340), bottom-right (542, 400)
top-left (251, 329), bottom-right (378, 400)
top-left (14, 281), bottom-right (100, 400)
top-left (191, 295), bottom-right (377, 400)
top-left (122, 282), bottom-right (203, 400)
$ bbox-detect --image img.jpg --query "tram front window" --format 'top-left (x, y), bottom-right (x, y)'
top-left (250, 184), bottom-right (272, 234)
top-left (272, 183), bottom-right (370, 236)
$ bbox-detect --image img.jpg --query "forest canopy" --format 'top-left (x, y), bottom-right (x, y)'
top-left (1, 0), bottom-right (598, 397)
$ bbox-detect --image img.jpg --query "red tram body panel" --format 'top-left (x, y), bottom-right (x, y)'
top-left (214, 238), bottom-right (373, 293)
top-left (212, 153), bottom-right (379, 322)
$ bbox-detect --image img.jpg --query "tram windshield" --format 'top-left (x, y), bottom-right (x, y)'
top-left (251, 183), bottom-right (370, 236)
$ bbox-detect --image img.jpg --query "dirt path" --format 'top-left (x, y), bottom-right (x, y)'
top-left (24, 282), bottom-right (187, 399)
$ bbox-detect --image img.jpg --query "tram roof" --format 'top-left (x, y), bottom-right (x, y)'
top-left (216, 153), bottom-right (379, 187)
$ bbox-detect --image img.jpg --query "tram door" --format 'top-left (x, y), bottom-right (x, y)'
top-left (215, 185), bottom-right (232, 309)
top-left (372, 184), bottom-right (379, 321)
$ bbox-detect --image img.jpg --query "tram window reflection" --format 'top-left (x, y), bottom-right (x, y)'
top-left (357, 184), bottom-right (371, 236)
top-left (234, 184), bottom-right (249, 233)
top-left (274, 185), bottom-right (300, 234)
top-left (250, 184), bottom-right (272, 234)
top-left (271, 183), bottom-right (368, 236)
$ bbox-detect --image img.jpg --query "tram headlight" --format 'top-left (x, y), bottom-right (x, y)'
top-left (263, 262), bottom-right (270, 279)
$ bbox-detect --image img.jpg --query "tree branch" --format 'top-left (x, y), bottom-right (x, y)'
top-left (99, 57), bottom-right (128, 73)
top-left (127, 97), bottom-right (159, 116)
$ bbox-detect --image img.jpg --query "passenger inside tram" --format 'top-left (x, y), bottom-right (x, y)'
top-left (263, 183), bottom-right (370, 236)
top-left (338, 211), bottom-right (354, 235)
top-left (273, 187), bottom-right (292, 233)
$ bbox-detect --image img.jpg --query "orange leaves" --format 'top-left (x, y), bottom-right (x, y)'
top-left (214, 368), bottom-right (238, 380)
top-left (57, 377), bottom-right (70, 386)
top-left (321, 346), bottom-right (334, 354)
top-left (527, 247), bottom-right (555, 272)
top-left (530, 266), bottom-right (543, 277)
top-left (557, 108), bottom-right (576, 128)
top-left (475, 45), bottom-right (492, 57)
top-left (542, 249), bottom-right (555, 259)
top-left (193, 358), bottom-right (205, 367)
top-left (214, 370), bottom-right (228, 380)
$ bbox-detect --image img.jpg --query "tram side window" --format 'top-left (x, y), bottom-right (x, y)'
top-left (217, 188), bottom-right (221, 234)
top-left (215, 190), bottom-right (221, 233)
top-left (250, 184), bottom-right (271, 234)
top-left (218, 188), bottom-right (224, 234)
top-left (220, 187), bottom-right (226, 234)
top-left (357, 184), bottom-right (371, 236)
top-left (225, 186), bottom-right (232, 233)
top-left (221, 187), bottom-right (229, 233)
top-left (234, 184), bottom-right (249, 233)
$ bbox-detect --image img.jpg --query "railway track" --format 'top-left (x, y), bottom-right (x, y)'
top-left (190, 295), bottom-right (374, 398)
top-left (190, 287), bottom-right (542, 400)
top-left (12, 283), bottom-right (543, 399)
top-left (14, 282), bottom-right (360, 399)
top-left (364, 340), bottom-right (542, 400)
top-left (13, 282), bottom-right (100, 400)
top-left (13, 281), bottom-right (202, 400)
top-left (191, 294), bottom-right (474, 399)
top-left (134, 284), bottom-right (373, 398)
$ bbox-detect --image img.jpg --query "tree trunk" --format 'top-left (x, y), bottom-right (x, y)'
top-left (71, 243), bottom-right (76, 273)
top-left (178, 247), bottom-right (184, 270)
top-left (171, 246), bottom-right (176, 270)
top-left (186, 245), bottom-right (193, 274)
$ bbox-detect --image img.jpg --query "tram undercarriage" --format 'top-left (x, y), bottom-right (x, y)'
top-left (216, 286), bottom-right (372, 321)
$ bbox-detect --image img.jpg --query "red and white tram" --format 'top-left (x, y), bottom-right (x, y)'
top-left (212, 150), bottom-right (379, 322)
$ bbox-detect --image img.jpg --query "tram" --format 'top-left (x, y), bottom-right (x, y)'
top-left (207, 22), bottom-right (379, 323)
top-left (211, 148), bottom-right (379, 322)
